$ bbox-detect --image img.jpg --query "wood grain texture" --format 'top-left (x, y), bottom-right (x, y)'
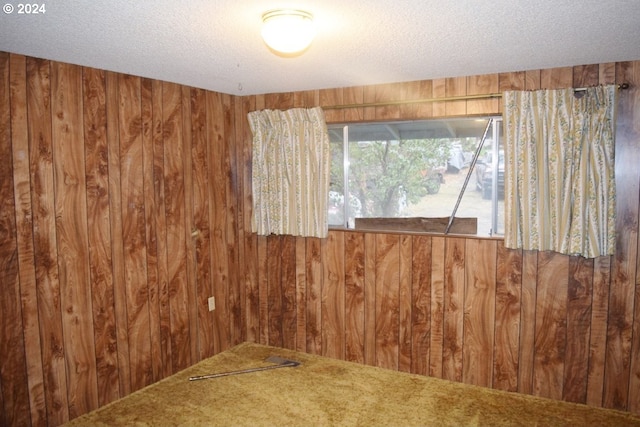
top-left (374, 234), bottom-right (400, 370)
top-left (281, 235), bottom-right (297, 350)
top-left (362, 85), bottom-right (376, 121)
top-left (223, 94), bottom-right (242, 348)
top-left (319, 87), bottom-right (343, 123)
top-left (467, 74), bottom-right (499, 115)
top-left (399, 80), bottom-right (431, 119)
top-left (190, 87), bottom-right (214, 359)
top-left (363, 233), bottom-right (377, 366)
top-left (181, 85), bottom-right (198, 365)
top-left (12, 54), bottom-right (49, 427)
top-left (429, 236), bottom-right (446, 378)
top-left (462, 239), bottom-right (496, 387)
top-left (599, 63), bottom-right (616, 85)
top-left (0, 55), bottom-right (9, 427)
top-left (625, 61), bottom-right (640, 415)
top-left (411, 235), bottom-right (431, 376)
top-left (518, 250), bottom-right (538, 395)
top-left (305, 237), bottom-right (322, 355)
top-left (355, 217), bottom-right (477, 234)
top-left (22, 57), bottom-right (54, 427)
top-left (1, 51), bottom-right (32, 427)
top-left (295, 237), bottom-right (307, 352)
top-left (0, 53), bottom-right (248, 426)
top-left (431, 78), bottom-right (446, 117)
top-left (265, 92), bottom-right (294, 110)
top-left (345, 231), bottom-right (365, 363)
top-left (238, 95), bottom-right (259, 345)
top-left (118, 73), bottom-right (152, 392)
top-left (525, 70), bottom-right (542, 91)
top-left (151, 78), bottom-right (172, 381)
top-left (140, 77), bottom-right (162, 383)
top-left (27, 57), bottom-right (72, 426)
top-left (51, 60), bottom-right (99, 418)
top-left (573, 64), bottom-right (599, 87)
top-left (342, 86), bottom-right (365, 122)
top-left (293, 89), bottom-right (318, 108)
top-left (398, 235), bottom-right (413, 372)
top-left (533, 251), bottom-right (568, 400)
top-left (541, 66), bottom-right (573, 89)
top-left (322, 231), bottom-right (345, 359)
top-left (445, 76), bottom-right (466, 116)
top-left (564, 256), bottom-right (594, 403)
top-left (612, 61), bottom-right (640, 413)
top-left (442, 238), bottom-right (465, 382)
top-left (257, 236), bottom-right (269, 345)
top-left (207, 90), bottom-right (231, 354)
top-left (374, 82), bottom-right (403, 120)
top-left (83, 66), bottom-right (119, 406)
top-left (587, 255), bottom-right (611, 407)
top-left (231, 96), bottom-right (247, 344)
top-left (497, 71), bottom-right (526, 114)
top-left (493, 242), bottom-right (521, 392)
top-left (499, 71), bottom-right (526, 92)
top-left (267, 236), bottom-right (283, 347)
top-left (162, 82), bottom-right (191, 374)
top-left (2, 54), bottom-right (640, 426)
top-left (105, 70), bottom-right (132, 398)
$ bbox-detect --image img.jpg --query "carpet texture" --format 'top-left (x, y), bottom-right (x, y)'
top-left (65, 342), bottom-right (640, 426)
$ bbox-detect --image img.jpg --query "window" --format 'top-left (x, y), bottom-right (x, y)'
top-left (328, 117), bottom-right (504, 236)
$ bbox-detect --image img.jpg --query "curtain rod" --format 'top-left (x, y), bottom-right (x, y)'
top-left (322, 83), bottom-right (629, 110)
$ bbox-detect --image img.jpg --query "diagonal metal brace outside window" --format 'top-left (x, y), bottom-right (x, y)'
top-left (444, 118), bottom-right (494, 234)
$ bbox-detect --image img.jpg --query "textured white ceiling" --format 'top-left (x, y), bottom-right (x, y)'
top-left (1, 0), bottom-right (639, 96)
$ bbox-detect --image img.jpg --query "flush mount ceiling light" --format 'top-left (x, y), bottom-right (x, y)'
top-left (261, 9), bottom-right (316, 56)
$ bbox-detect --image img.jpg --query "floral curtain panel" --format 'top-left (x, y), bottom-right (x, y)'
top-left (248, 107), bottom-right (330, 238)
top-left (503, 85), bottom-right (617, 258)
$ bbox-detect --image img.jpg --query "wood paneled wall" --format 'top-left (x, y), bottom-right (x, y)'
top-left (1, 50), bottom-right (639, 427)
top-left (0, 52), bottom-right (242, 426)
top-left (234, 61), bottom-right (640, 413)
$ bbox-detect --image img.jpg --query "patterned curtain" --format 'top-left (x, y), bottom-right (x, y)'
top-left (248, 107), bottom-right (330, 238)
top-left (503, 85), bottom-right (617, 258)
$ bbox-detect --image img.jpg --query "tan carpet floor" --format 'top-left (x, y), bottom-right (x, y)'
top-left (65, 342), bottom-right (640, 426)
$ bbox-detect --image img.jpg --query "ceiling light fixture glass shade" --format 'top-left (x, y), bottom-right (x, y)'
top-left (261, 9), bottom-right (316, 55)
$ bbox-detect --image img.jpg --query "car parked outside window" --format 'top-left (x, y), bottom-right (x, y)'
top-left (475, 150), bottom-right (504, 199)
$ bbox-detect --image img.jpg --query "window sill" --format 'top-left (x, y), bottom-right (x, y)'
top-left (329, 218), bottom-right (504, 240)
top-left (328, 226), bottom-right (505, 241)
top-left (353, 217), bottom-right (478, 234)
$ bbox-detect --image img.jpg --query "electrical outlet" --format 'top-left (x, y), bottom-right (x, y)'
top-left (208, 296), bottom-right (215, 311)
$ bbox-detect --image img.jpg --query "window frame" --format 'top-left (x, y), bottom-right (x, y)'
top-left (327, 116), bottom-right (504, 236)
